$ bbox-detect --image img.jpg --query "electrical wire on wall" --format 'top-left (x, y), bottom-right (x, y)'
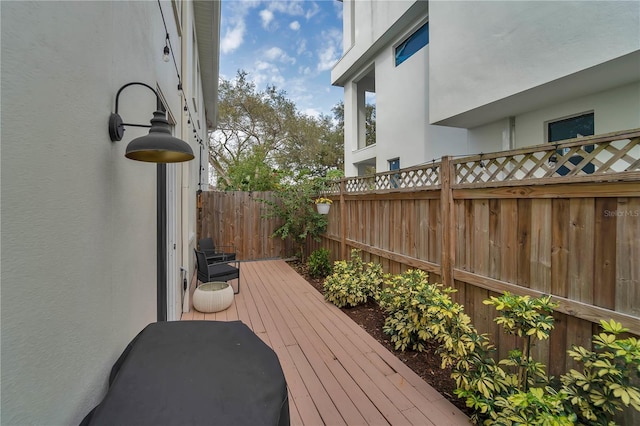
top-left (156, 0), bottom-right (208, 189)
top-left (157, 0), bottom-right (211, 295)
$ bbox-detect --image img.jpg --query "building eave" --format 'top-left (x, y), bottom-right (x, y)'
top-left (431, 50), bottom-right (640, 129)
top-left (331, 1), bottom-right (428, 87)
top-left (194, 0), bottom-right (221, 131)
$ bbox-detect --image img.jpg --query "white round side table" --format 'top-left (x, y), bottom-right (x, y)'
top-left (193, 282), bottom-right (234, 313)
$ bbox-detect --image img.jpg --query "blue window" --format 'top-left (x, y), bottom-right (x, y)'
top-left (395, 23), bottom-right (429, 66)
top-left (389, 158), bottom-right (400, 188)
top-left (389, 158), bottom-right (400, 171)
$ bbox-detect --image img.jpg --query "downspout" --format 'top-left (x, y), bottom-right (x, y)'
top-left (157, 164), bottom-right (167, 322)
top-left (509, 116), bottom-right (516, 149)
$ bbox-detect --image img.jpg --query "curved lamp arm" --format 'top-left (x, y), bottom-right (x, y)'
top-left (107, 81), bottom-right (194, 163)
top-left (109, 82), bottom-right (165, 141)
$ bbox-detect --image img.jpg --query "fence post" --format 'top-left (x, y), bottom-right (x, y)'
top-left (440, 156), bottom-right (455, 288)
top-left (340, 179), bottom-right (347, 260)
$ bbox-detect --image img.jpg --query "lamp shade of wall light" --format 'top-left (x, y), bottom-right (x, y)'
top-left (124, 111), bottom-right (194, 163)
top-left (108, 82), bottom-right (194, 163)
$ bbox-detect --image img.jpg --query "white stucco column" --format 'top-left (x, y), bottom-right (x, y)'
top-left (344, 82), bottom-right (360, 176)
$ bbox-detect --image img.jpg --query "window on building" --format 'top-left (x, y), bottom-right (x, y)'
top-left (389, 158), bottom-right (400, 188)
top-left (365, 92), bottom-right (376, 147)
top-left (395, 23), bottom-right (429, 66)
top-left (388, 158), bottom-right (400, 171)
top-left (355, 69), bottom-right (375, 150)
top-left (548, 112), bottom-right (594, 143)
top-left (548, 112), bottom-right (594, 175)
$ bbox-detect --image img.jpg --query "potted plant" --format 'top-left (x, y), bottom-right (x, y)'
top-left (315, 197), bottom-right (333, 214)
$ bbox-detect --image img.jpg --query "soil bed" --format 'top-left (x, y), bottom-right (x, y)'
top-left (288, 260), bottom-right (473, 416)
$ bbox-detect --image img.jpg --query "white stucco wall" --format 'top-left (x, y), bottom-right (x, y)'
top-left (513, 82), bottom-right (640, 147)
top-left (1, 1), bottom-right (207, 424)
top-left (376, 37), bottom-right (467, 171)
top-left (467, 82), bottom-right (640, 152)
top-left (429, 0), bottom-right (640, 125)
top-left (338, 1), bottom-right (467, 176)
top-left (333, 0), bottom-right (427, 86)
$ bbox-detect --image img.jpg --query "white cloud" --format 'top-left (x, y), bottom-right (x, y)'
top-left (333, 1), bottom-right (343, 20)
top-left (298, 66), bottom-right (312, 76)
top-left (289, 21), bottom-right (300, 31)
top-left (220, 0), bottom-right (262, 54)
top-left (259, 9), bottom-right (275, 30)
top-left (255, 60), bottom-right (271, 71)
top-left (264, 47), bottom-right (296, 65)
top-left (316, 28), bottom-right (342, 71)
top-left (252, 63), bottom-right (285, 89)
top-left (268, 1), bottom-right (305, 16)
top-left (305, 2), bottom-right (320, 20)
top-left (221, 20), bottom-right (246, 54)
top-left (301, 108), bottom-right (321, 119)
top-left (317, 47), bottom-right (337, 71)
top-left (296, 39), bottom-right (307, 56)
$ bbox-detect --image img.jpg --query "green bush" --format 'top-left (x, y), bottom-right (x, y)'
top-left (308, 248), bottom-right (332, 278)
top-left (448, 293), bottom-right (559, 424)
top-left (260, 172), bottom-right (327, 260)
top-left (561, 319), bottom-right (640, 425)
top-left (378, 269), bottom-right (449, 351)
top-left (323, 249), bottom-right (383, 308)
top-left (322, 253), bottom-right (640, 425)
top-left (437, 292), bottom-right (640, 425)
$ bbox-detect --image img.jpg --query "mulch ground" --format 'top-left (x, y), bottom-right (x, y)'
top-left (287, 260), bottom-right (473, 416)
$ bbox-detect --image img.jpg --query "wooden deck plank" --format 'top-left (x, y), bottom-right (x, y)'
top-left (284, 290), bottom-right (414, 423)
top-left (250, 262), bottom-right (300, 347)
top-left (260, 261), bottom-right (389, 426)
top-left (239, 262), bottom-right (268, 334)
top-left (248, 262), bottom-right (407, 424)
top-left (287, 344), bottom-right (347, 426)
top-left (242, 263), bottom-right (327, 425)
top-left (288, 392), bottom-right (303, 426)
top-left (266, 260), bottom-right (467, 424)
top-left (254, 263), bottom-right (412, 424)
top-left (182, 259), bottom-right (470, 425)
top-left (264, 266), bottom-right (390, 426)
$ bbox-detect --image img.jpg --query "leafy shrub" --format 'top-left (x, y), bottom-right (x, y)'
top-left (261, 172), bottom-right (327, 260)
top-left (308, 248), bottom-right (332, 278)
top-left (378, 269), bottom-right (469, 353)
top-left (323, 249), bottom-right (383, 308)
top-left (440, 292), bottom-right (640, 425)
top-left (449, 293), bottom-right (560, 424)
top-left (561, 319), bottom-right (640, 424)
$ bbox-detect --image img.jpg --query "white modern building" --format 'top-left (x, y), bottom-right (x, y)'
top-left (332, 0), bottom-right (640, 177)
top-left (1, 1), bottom-right (220, 424)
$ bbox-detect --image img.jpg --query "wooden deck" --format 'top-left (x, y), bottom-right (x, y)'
top-left (181, 259), bottom-right (470, 426)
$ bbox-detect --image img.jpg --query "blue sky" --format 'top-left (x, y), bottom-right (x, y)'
top-left (219, 0), bottom-right (344, 118)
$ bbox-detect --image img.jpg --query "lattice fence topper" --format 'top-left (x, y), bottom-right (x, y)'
top-left (453, 135), bottom-right (640, 185)
top-left (321, 131), bottom-right (639, 194)
top-left (323, 180), bottom-right (341, 195)
top-left (342, 163), bottom-right (441, 193)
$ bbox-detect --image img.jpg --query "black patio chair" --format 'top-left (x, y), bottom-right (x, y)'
top-left (194, 249), bottom-right (240, 294)
top-left (198, 237), bottom-right (236, 264)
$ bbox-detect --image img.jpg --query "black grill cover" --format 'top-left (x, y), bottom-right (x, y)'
top-left (84, 321), bottom-right (289, 426)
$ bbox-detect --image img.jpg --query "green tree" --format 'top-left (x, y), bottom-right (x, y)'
top-left (210, 70), bottom-right (343, 189)
top-left (218, 146), bottom-right (285, 191)
top-left (331, 100), bottom-right (375, 147)
top-left (365, 103), bottom-right (376, 147)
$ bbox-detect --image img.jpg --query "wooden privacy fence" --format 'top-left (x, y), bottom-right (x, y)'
top-left (308, 128), bottom-right (640, 377)
top-left (198, 191), bottom-right (294, 260)
top-left (198, 129), bottom-right (640, 376)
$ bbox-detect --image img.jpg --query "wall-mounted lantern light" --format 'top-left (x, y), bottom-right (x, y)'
top-left (108, 82), bottom-right (194, 322)
top-left (109, 82), bottom-right (194, 163)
